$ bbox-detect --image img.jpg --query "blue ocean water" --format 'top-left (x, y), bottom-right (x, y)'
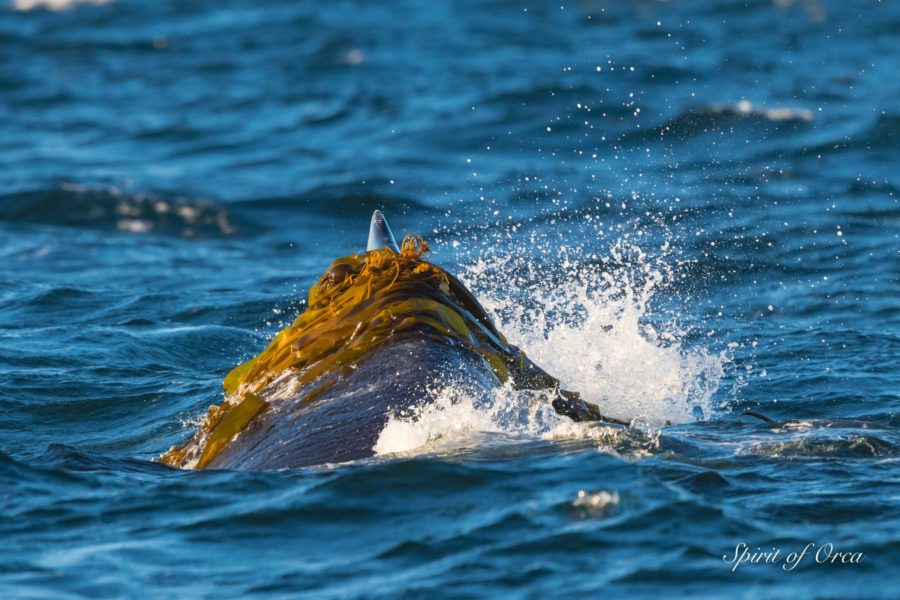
top-left (1, 0), bottom-right (898, 597)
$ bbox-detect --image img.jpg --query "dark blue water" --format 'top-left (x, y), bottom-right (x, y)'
top-left (1, 0), bottom-right (898, 597)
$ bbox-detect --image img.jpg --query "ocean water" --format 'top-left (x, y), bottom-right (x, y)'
top-left (1, 0), bottom-right (898, 597)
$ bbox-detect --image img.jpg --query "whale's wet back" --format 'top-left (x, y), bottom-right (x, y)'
top-left (161, 216), bottom-right (606, 470)
top-left (198, 337), bottom-right (500, 470)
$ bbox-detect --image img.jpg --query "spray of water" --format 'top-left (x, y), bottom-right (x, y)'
top-left (374, 223), bottom-right (728, 457)
top-left (373, 381), bottom-right (642, 457)
top-left (468, 239), bottom-right (726, 425)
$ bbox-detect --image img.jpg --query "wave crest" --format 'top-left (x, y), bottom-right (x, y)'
top-left (0, 184), bottom-right (238, 238)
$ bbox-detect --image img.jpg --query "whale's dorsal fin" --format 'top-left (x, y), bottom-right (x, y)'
top-left (367, 210), bottom-right (400, 253)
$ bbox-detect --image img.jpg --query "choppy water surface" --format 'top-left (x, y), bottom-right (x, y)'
top-left (1, 0), bottom-right (898, 597)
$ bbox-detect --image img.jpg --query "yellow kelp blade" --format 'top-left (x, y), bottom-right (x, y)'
top-left (161, 234), bottom-right (516, 469)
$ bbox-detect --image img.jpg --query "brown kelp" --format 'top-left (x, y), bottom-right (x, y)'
top-left (161, 233), bottom-right (608, 469)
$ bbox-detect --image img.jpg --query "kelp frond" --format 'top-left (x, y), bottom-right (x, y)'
top-left (160, 233), bottom-right (514, 469)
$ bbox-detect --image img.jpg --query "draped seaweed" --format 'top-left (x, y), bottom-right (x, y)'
top-left (160, 235), bottom-right (521, 469)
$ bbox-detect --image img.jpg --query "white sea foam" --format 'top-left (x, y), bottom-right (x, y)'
top-left (734, 99), bottom-right (814, 122)
top-left (374, 382), bottom-right (560, 455)
top-left (373, 381), bottom-right (639, 457)
top-left (13, 0), bottom-right (111, 10)
top-left (374, 233), bottom-right (727, 458)
top-left (572, 489), bottom-right (620, 516)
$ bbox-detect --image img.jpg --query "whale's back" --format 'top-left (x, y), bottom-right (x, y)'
top-left (159, 221), bottom-right (609, 471)
top-left (206, 335), bottom-right (499, 470)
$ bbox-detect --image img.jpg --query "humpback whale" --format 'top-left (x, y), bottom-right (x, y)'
top-left (161, 211), bottom-right (620, 470)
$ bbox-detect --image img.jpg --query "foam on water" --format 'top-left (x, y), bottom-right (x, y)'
top-left (373, 381), bottom-right (642, 457)
top-left (375, 232), bottom-right (727, 457)
top-left (12, 0), bottom-right (111, 10)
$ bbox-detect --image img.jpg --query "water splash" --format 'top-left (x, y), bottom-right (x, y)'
top-left (373, 380), bottom-right (641, 457)
top-left (465, 239), bottom-right (727, 425)
top-left (375, 230), bottom-right (727, 457)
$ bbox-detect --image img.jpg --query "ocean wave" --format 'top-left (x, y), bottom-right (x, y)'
top-left (0, 184), bottom-right (240, 238)
top-left (751, 112), bottom-right (900, 160)
top-left (234, 182), bottom-right (433, 217)
top-left (623, 100), bottom-right (814, 145)
top-left (738, 421), bottom-right (900, 459)
top-left (11, 0), bottom-right (111, 11)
